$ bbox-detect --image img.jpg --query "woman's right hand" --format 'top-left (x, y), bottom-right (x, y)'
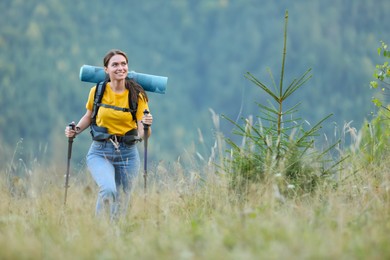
top-left (65, 122), bottom-right (77, 138)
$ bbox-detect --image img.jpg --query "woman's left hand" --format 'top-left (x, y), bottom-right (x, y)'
top-left (142, 112), bottom-right (153, 126)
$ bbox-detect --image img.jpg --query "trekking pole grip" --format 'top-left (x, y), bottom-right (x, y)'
top-left (68, 122), bottom-right (76, 136)
top-left (143, 109), bottom-right (150, 124)
top-left (68, 122), bottom-right (75, 139)
top-left (143, 109), bottom-right (150, 135)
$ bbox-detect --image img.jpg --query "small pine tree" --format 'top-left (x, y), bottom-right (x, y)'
top-left (223, 11), bottom-right (344, 198)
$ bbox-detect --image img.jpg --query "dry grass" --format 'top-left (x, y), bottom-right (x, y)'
top-left (1, 151), bottom-right (390, 260)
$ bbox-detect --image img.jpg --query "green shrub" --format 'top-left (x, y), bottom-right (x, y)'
top-left (358, 41), bottom-right (390, 164)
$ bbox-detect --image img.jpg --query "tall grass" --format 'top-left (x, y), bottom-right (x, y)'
top-left (1, 117), bottom-right (390, 259)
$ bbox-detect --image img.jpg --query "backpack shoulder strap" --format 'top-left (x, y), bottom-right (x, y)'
top-left (128, 88), bottom-right (140, 122)
top-left (91, 81), bottom-right (107, 124)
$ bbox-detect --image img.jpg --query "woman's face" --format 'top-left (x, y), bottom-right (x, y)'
top-left (104, 54), bottom-right (128, 81)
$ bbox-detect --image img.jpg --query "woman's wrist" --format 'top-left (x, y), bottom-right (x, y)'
top-left (75, 126), bottom-right (81, 135)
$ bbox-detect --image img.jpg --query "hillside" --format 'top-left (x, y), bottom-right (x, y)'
top-left (0, 0), bottom-right (389, 166)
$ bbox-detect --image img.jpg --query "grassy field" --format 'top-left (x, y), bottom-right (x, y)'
top-left (1, 144), bottom-right (389, 260)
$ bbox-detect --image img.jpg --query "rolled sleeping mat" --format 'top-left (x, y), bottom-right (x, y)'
top-left (79, 64), bottom-right (167, 94)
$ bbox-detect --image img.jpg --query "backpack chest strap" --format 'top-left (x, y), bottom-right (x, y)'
top-left (98, 103), bottom-right (132, 112)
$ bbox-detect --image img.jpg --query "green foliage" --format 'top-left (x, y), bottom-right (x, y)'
top-left (224, 11), bottom-right (343, 197)
top-left (358, 41), bottom-right (390, 165)
top-left (370, 41), bottom-right (390, 113)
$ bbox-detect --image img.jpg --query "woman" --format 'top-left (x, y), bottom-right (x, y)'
top-left (65, 49), bottom-right (153, 220)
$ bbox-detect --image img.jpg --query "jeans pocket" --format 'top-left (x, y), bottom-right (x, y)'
top-left (92, 141), bottom-right (104, 150)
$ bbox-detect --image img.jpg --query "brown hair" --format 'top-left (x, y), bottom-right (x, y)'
top-left (103, 49), bottom-right (148, 104)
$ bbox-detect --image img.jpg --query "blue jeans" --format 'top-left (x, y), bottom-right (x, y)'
top-left (86, 140), bottom-right (140, 220)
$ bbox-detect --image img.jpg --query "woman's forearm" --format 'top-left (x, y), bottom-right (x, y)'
top-left (75, 110), bottom-right (92, 134)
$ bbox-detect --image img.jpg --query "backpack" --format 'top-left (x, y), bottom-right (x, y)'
top-left (91, 80), bottom-right (139, 125)
top-left (89, 80), bottom-right (140, 141)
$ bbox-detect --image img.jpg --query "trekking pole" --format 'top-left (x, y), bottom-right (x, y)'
top-left (64, 122), bottom-right (75, 206)
top-left (143, 109), bottom-right (150, 194)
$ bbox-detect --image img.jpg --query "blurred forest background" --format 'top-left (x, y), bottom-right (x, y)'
top-left (0, 0), bottom-right (389, 170)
